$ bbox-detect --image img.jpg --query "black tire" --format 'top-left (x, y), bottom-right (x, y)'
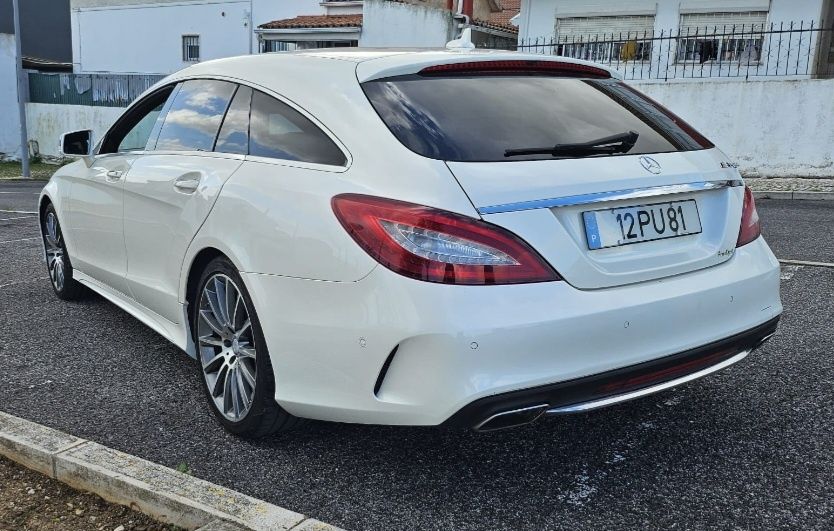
top-left (192, 256), bottom-right (304, 437)
top-left (41, 204), bottom-right (84, 301)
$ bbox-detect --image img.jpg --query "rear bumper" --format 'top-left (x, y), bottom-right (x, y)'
top-left (444, 316), bottom-right (779, 431)
top-left (241, 236), bottom-right (782, 427)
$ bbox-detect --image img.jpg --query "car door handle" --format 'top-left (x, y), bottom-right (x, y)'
top-left (105, 170), bottom-right (123, 181)
top-left (173, 174), bottom-right (202, 193)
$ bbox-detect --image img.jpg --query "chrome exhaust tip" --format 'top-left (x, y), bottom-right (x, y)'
top-left (473, 404), bottom-right (549, 432)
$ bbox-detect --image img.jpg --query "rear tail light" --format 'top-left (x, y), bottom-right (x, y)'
top-left (736, 185), bottom-right (761, 247)
top-left (332, 194), bottom-right (560, 285)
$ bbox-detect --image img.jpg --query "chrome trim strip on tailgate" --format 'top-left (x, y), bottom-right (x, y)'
top-left (546, 349), bottom-right (750, 415)
top-left (477, 179), bottom-right (744, 215)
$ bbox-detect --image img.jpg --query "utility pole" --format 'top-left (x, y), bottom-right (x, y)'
top-left (12, 0), bottom-right (30, 178)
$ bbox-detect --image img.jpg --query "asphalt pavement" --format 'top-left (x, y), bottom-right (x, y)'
top-left (1, 180), bottom-right (832, 530)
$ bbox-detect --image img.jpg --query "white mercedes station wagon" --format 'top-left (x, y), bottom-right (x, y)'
top-left (42, 50), bottom-right (781, 436)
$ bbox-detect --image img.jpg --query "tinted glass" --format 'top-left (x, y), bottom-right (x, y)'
top-left (155, 79), bottom-right (236, 152)
top-left (249, 90), bottom-right (346, 166)
top-left (362, 75), bottom-right (710, 162)
top-left (215, 86), bottom-right (252, 155)
top-left (118, 102), bottom-right (165, 152)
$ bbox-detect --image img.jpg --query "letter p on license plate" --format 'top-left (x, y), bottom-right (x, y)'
top-left (583, 199), bottom-right (702, 250)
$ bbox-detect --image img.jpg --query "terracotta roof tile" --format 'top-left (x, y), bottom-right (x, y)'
top-left (259, 14), bottom-right (363, 30)
top-left (474, 0), bottom-right (519, 34)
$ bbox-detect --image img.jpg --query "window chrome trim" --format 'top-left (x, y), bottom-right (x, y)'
top-left (477, 179), bottom-right (743, 215)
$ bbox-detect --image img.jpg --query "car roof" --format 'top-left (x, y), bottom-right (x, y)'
top-left (171, 48), bottom-right (622, 85)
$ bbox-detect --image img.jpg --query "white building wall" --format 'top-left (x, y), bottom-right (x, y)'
top-left (632, 78), bottom-right (834, 177)
top-left (0, 33), bottom-right (22, 160)
top-left (26, 103), bottom-right (123, 160)
top-left (360, 0), bottom-right (454, 48)
top-left (72, 0), bottom-right (252, 74)
top-left (519, 0), bottom-right (826, 40)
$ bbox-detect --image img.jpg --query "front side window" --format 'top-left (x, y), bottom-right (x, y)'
top-left (100, 86), bottom-right (175, 154)
top-left (362, 73), bottom-right (711, 162)
top-left (249, 90), bottom-right (346, 166)
top-left (154, 79), bottom-right (236, 152)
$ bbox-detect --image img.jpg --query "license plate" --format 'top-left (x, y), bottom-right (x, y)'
top-left (583, 199), bottom-right (702, 250)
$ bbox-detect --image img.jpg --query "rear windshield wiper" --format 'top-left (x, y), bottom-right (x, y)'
top-left (504, 131), bottom-right (639, 158)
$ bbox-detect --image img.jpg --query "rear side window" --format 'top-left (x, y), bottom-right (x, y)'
top-left (249, 90), bottom-right (346, 166)
top-left (215, 85), bottom-right (252, 155)
top-left (362, 74), bottom-right (712, 162)
top-left (154, 79), bottom-right (236, 152)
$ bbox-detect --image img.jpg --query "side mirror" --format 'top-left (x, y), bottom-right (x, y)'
top-left (60, 130), bottom-right (94, 157)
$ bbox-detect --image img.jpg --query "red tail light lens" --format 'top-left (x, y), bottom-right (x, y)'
top-left (419, 60), bottom-right (612, 79)
top-left (736, 185), bottom-right (761, 247)
top-left (332, 194), bottom-right (561, 285)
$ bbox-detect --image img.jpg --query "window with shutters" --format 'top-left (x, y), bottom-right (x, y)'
top-left (676, 12), bottom-right (768, 63)
top-left (555, 16), bottom-right (655, 63)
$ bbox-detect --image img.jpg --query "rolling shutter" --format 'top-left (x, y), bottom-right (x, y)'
top-left (556, 15), bottom-right (655, 43)
top-left (679, 11), bottom-right (769, 34)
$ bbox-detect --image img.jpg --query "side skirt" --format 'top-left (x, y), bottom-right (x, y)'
top-left (73, 270), bottom-right (194, 358)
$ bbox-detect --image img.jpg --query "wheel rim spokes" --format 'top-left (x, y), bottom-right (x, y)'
top-left (197, 274), bottom-right (257, 422)
top-left (44, 213), bottom-right (65, 291)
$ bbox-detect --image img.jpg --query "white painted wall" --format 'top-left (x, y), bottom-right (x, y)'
top-left (632, 78), bottom-right (834, 177)
top-left (360, 0), bottom-right (454, 48)
top-left (72, 0), bottom-right (252, 74)
top-left (26, 103), bottom-right (123, 159)
top-left (519, 0), bottom-right (826, 39)
top-left (0, 33), bottom-right (22, 160)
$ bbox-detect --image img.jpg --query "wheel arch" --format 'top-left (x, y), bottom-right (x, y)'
top-left (180, 247), bottom-right (226, 359)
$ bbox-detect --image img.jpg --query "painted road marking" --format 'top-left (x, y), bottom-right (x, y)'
top-left (780, 265), bottom-right (803, 281)
top-left (0, 237), bottom-right (40, 244)
top-left (0, 215), bottom-right (37, 222)
top-left (779, 259), bottom-right (834, 269)
top-left (0, 209), bottom-right (37, 214)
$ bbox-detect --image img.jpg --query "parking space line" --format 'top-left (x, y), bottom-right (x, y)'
top-left (0, 278), bottom-right (46, 289)
top-left (779, 259), bottom-right (834, 269)
top-left (0, 191), bottom-right (40, 195)
top-left (0, 215), bottom-right (37, 221)
top-left (0, 237), bottom-right (40, 244)
top-left (0, 209), bottom-right (37, 214)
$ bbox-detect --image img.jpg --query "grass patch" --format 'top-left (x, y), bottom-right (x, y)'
top-left (0, 161), bottom-right (65, 181)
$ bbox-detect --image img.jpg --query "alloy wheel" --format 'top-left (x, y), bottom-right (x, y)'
top-left (44, 212), bottom-right (66, 292)
top-left (197, 274), bottom-right (258, 422)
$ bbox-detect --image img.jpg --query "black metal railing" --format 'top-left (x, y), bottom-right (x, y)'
top-left (508, 21), bottom-right (834, 80)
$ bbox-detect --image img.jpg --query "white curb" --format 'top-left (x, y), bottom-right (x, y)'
top-left (0, 410), bottom-right (345, 531)
top-left (753, 190), bottom-right (834, 200)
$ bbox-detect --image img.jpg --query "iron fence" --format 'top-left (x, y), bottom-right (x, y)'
top-left (510, 21), bottom-right (834, 80)
top-left (28, 72), bottom-right (166, 107)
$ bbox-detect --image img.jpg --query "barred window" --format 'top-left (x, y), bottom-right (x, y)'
top-left (676, 12), bottom-right (767, 63)
top-left (555, 16), bottom-right (655, 62)
top-left (182, 35), bottom-right (200, 62)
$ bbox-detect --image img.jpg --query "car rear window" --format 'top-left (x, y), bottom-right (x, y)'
top-left (361, 73), bottom-right (712, 162)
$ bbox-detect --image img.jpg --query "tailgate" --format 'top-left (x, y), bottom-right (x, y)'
top-left (447, 149), bottom-right (745, 289)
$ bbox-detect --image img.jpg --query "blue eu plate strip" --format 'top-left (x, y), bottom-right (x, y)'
top-left (583, 211), bottom-right (602, 250)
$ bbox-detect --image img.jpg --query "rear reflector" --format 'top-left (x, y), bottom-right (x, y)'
top-left (332, 194), bottom-right (560, 285)
top-left (736, 185), bottom-right (761, 247)
top-left (419, 60), bottom-right (612, 78)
